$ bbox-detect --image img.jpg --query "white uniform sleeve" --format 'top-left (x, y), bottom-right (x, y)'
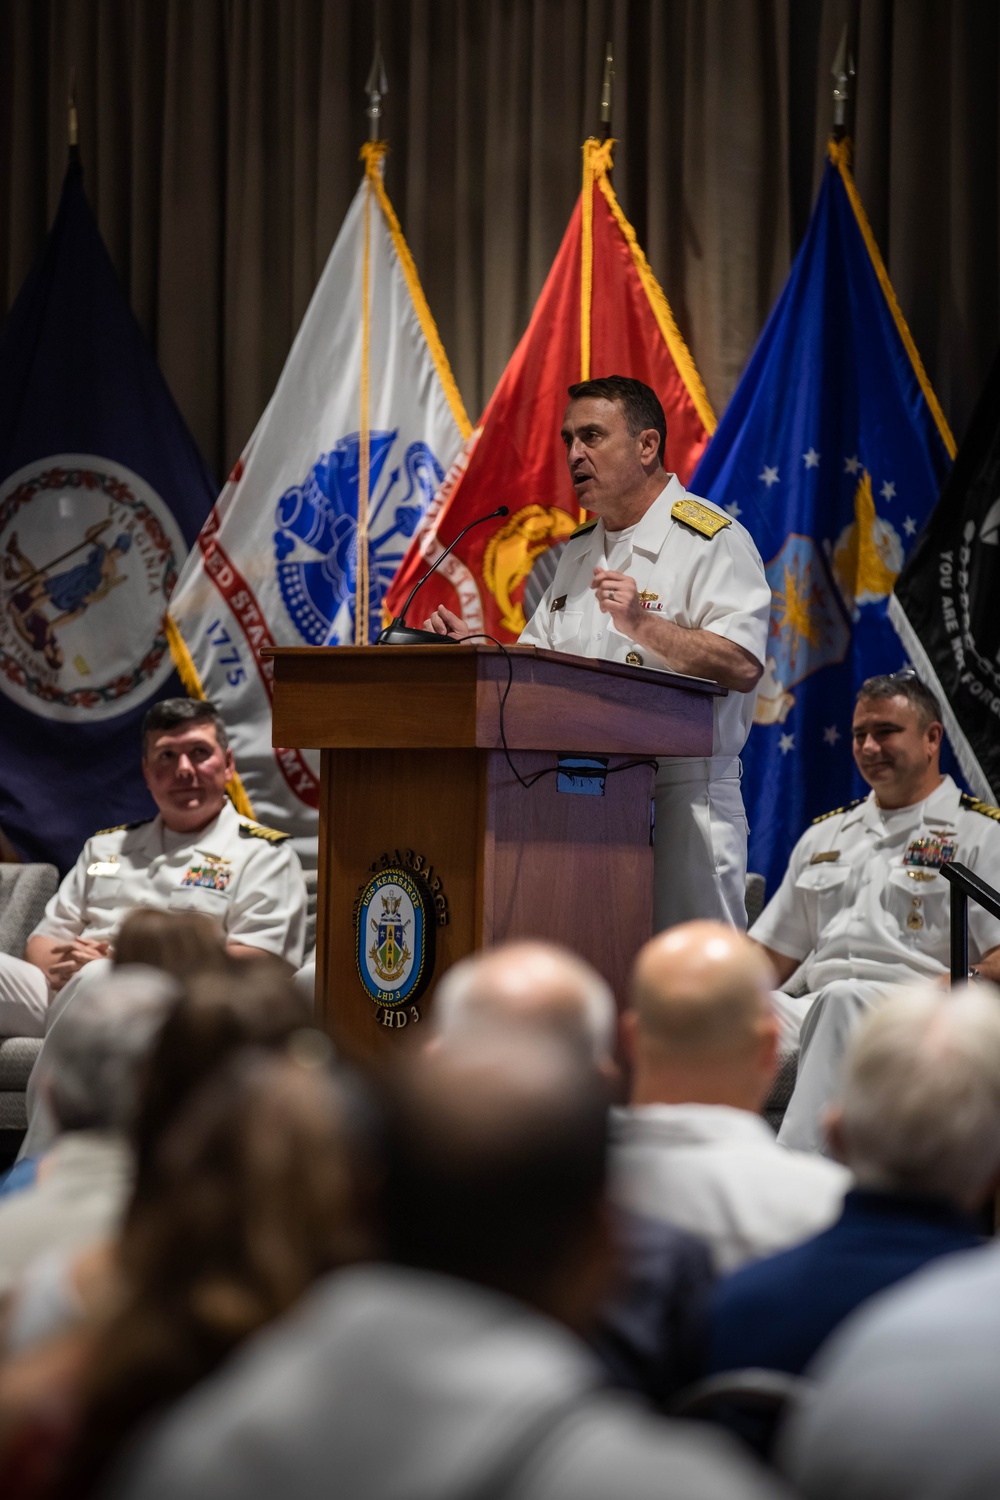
top-left (226, 841), bottom-right (308, 967)
top-left (685, 524), bottom-right (771, 666)
top-left (29, 848), bottom-right (90, 944)
top-left (748, 836), bottom-right (816, 963)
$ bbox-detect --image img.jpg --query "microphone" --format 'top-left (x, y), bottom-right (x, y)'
top-left (375, 505), bottom-right (510, 645)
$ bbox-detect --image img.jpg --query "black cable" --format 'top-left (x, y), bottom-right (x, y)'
top-left (459, 634), bottom-right (659, 790)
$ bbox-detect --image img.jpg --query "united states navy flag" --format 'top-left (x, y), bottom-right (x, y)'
top-left (691, 140), bottom-right (955, 895)
top-left (0, 160), bottom-right (214, 870)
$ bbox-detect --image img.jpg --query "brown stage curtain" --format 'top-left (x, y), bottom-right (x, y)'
top-left (0, 0), bottom-right (997, 481)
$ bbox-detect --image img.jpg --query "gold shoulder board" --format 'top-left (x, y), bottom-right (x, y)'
top-left (93, 817), bottom-right (152, 836)
top-left (671, 498), bottom-right (732, 538)
top-left (960, 793), bottom-right (1000, 822)
top-left (238, 821), bottom-right (290, 843)
top-left (811, 798), bottom-right (864, 825)
top-left (571, 517), bottom-right (598, 538)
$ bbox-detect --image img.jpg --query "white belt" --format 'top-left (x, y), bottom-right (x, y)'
top-left (655, 755), bottom-right (742, 785)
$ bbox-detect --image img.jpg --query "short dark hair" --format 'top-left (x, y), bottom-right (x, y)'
top-left (857, 669), bottom-right (942, 729)
top-left (141, 697), bottom-right (229, 753)
top-left (567, 375), bottom-right (667, 466)
top-left (380, 1034), bottom-right (608, 1305)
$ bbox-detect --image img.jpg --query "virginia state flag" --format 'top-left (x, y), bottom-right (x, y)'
top-left (692, 140), bottom-right (955, 894)
top-left (166, 142), bottom-right (469, 852)
top-left (0, 159), bottom-right (214, 871)
top-left (384, 138), bottom-right (714, 638)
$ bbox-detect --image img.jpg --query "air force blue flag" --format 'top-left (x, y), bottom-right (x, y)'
top-left (0, 159), bottom-right (214, 870)
top-left (691, 140), bottom-right (956, 894)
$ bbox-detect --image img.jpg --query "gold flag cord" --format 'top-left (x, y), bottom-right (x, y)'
top-left (828, 138), bottom-right (955, 460)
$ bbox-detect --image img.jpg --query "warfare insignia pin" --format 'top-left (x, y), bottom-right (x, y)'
top-left (355, 865), bottom-right (435, 1024)
top-left (638, 590), bottom-right (659, 602)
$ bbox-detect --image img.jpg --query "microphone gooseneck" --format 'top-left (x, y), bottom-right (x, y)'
top-left (375, 505), bottom-right (510, 645)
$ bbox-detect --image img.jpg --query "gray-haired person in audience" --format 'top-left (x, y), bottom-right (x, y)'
top-left (774, 982), bottom-right (1000, 1500)
top-left (0, 968), bottom-right (175, 1300)
top-left (613, 921), bottom-right (849, 1272)
top-left (433, 941), bottom-right (716, 1405)
top-left (105, 1027), bottom-right (784, 1500)
top-left (709, 982), bottom-right (988, 1386)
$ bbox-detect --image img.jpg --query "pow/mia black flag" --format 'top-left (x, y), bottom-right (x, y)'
top-left (889, 350), bottom-right (1000, 801)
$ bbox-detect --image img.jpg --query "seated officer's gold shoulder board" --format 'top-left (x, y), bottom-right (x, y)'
top-left (93, 817), bottom-right (153, 836)
top-left (238, 819), bottom-right (290, 843)
top-left (811, 797), bottom-right (865, 825)
top-left (960, 793), bottom-right (1000, 822)
top-left (671, 498), bottom-right (732, 539)
top-left (571, 517), bottom-right (598, 538)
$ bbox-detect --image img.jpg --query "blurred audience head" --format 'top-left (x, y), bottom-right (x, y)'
top-left (433, 941), bottom-right (617, 1070)
top-left (828, 981), bottom-right (1000, 1209)
top-left (380, 1027), bottom-right (611, 1327)
top-left (129, 965), bottom-right (312, 1213)
top-left (61, 1049), bottom-right (363, 1496)
top-left (113, 907), bottom-right (230, 980)
top-left (41, 967), bottom-right (177, 1135)
top-left (626, 921), bottom-right (778, 1111)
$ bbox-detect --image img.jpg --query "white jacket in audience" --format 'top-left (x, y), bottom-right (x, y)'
top-left (612, 1103), bottom-right (850, 1272)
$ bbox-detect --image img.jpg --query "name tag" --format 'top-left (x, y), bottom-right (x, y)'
top-left (809, 851), bottom-right (841, 864)
top-left (550, 595), bottom-right (567, 613)
top-left (87, 859), bottom-right (120, 877)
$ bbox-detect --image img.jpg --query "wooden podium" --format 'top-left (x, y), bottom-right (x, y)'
top-left (269, 644), bottom-right (724, 1060)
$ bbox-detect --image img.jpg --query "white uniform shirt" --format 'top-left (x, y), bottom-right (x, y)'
top-left (518, 475), bottom-right (771, 758)
top-left (32, 799), bottom-right (307, 967)
top-left (611, 1103), bottom-right (849, 1273)
top-left (752, 775), bottom-right (1000, 989)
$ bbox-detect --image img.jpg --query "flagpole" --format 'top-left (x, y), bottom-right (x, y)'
top-left (581, 45), bottom-right (614, 388)
top-left (830, 24), bottom-right (855, 148)
top-left (356, 44), bottom-right (389, 646)
top-left (68, 67), bottom-right (80, 167)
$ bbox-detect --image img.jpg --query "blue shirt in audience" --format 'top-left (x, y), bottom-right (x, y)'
top-left (0, 1156), bottom-right (39, 1199)
top-left (708, 1187), bottom-right (983, 1378)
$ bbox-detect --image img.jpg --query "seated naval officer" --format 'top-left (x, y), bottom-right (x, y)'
top-left (425, 375), bottom-right (771, 931)
top-left (750, 671), bottom-right (1000, 1154)
top-left (0, 697), bottom-right (308, 1042)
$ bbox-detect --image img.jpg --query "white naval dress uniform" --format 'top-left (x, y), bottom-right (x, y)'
top-left (0, 799), bottom-right (308, 1153)
top-left (519, 475), bottom-right (771, 929)
top-left (0, 799), bottom-right (308, 1033)
top-left (749, 775), bottom-right (1000, 1153)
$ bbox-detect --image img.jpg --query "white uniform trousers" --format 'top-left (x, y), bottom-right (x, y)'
top-left (654, 757), bottom-right (749, 932)
top-left (11, 960), bottom-right (115, 1162)
top-left (776, 979), bottom-right (891, 1154)
top-left (0, 952), bottom-right (52, 1038)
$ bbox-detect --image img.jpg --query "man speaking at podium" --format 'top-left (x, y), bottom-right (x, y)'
top-left (427, 376), bottom-right (771, 930)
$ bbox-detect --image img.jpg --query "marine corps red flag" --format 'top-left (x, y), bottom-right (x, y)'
top-left (383, 139), bottom-right (714, 639)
